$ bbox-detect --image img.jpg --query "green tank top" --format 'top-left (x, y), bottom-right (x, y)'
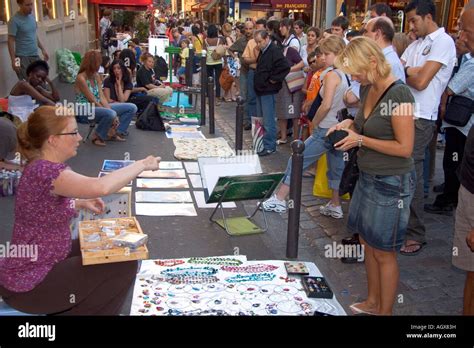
top-left (76, 78), bottom-right (100, 104)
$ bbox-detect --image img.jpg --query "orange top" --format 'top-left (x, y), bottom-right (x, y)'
top-left (306, 69), bottom-right (324, 102)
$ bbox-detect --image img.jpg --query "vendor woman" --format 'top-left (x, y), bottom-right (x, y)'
top-left (0, 106), bottom-right (160, 315)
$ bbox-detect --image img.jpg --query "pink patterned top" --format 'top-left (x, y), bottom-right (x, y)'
top-left (0, 159), bottom-right (76, 293)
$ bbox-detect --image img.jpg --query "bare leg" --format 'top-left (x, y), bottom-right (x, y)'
top-left (464, 271), bottom-right (474, 315)
top-left (275, 183), bottom-right (290, 201)
top-left (278, 119), bottom-right (288, 141)
top-left (352, 236), bottom-right (380, 314)
top-left (373, 248), bottom-right (400, 315)
top-left (331, 190), bottom-right (341, 207)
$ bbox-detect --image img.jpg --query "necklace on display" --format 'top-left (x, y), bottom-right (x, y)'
top-left (225, 273), bottom-right (276, 283)
top-left (188, 257), bottom-right (243, 266)
top-left (220, 264), bottom-right (279, 273)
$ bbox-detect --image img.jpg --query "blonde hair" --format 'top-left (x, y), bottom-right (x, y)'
top-left (17, 106), bottom-right (73, 161)
top-left (222, 23), bottom-right (232, 35)
top-left (318, 35), bottom-right (346, 56)
top-left (335, 36), bottom-right (391, 84)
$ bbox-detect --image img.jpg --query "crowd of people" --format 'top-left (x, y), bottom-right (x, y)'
top-left (0, 0), bottom-right (473, 316)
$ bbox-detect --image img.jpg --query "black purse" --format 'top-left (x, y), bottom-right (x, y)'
top-left (339, 148), bottom-right (359, 196)
top-left (444, 95), bottom-right (474, 127)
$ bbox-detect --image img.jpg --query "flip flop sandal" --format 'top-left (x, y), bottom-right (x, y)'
top-left (349, 303), bottom-right (377, 315)
top-left (91, 137), bottom-right (106, 147)
top-left (400, 242), bottom-right (425, 256)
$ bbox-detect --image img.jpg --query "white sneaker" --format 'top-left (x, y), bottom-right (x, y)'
top-left (319, 202), bottom-right (343, 219)
top-left (262, 195), bottom-right (287, 213)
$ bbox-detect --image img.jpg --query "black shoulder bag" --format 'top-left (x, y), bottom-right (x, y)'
top-left (444, 95), bottom-right (474, 127)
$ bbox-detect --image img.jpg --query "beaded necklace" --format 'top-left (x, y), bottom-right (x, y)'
top-left (188, 257), bottom-right (243, 266)
top-left (225, 273), bottom-right (276, 283)
top-left (154, 259), bottom-right (185, 267)
top-left (160, 266), bottom-right (218, 278)
top-left (220, 264), bottom-right (279, 273)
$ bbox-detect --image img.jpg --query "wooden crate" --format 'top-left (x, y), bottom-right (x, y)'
top-left (79, 217), bottom-right (149, 266)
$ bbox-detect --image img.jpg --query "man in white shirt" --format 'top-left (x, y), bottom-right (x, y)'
top-left (293, 20), bottom-right (307, 47)
top-left (400, 0), bottom-right (456, 255)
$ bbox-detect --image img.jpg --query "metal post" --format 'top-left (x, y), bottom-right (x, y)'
top-left (286, 140), bottom-right (305, 259)
top-left (200, 50), bottom-right (207, 126)
top-left (185, 46), bottom-right (194, 87)
top-left (235, 96), bottom-right (244, 152)
top-left (208, 76), bottom-right (215, 134)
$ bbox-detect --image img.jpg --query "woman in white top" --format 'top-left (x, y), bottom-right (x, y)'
top-left (300, 27), bottom-right (322, 70)
top-left (8, 60), bottom-right (59, 122)
top-left (279, 18), bottom-right (301, 53)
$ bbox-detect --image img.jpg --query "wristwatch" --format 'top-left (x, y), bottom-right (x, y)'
top-left (404, 66), bottom-right (410, 78)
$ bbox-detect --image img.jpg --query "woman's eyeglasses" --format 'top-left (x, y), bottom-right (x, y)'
top-left (56, 131), bottom-right (80, 136)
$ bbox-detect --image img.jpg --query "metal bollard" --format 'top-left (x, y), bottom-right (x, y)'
top-left (286, 140), bottom-right (305, 259)
top-left (200, 50), bottom-right (207, 126)
top-left (208, 76), bottom-right (215, 134)
top-left (235, 96), bottom-right (244, 152)
top-left (185, 47), bottom-right (194, 87)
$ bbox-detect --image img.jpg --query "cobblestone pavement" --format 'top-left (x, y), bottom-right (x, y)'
top-left (213, 98), bottom-right (465, 315)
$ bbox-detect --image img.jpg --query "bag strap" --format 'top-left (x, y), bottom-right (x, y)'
top-left (361, 80), bottom-right (402, 130)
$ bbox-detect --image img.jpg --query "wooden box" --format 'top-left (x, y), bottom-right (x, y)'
top-left (79, 217), bottom-right (149, 266)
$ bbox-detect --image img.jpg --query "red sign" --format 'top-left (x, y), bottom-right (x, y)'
top-left (90, 0), bottom-right (152, 5)
top-left (270, 0), bottom-right (311, 10)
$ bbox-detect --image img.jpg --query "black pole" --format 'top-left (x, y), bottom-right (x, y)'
top-left (200, 50), bottom-right (207, 126)
top-left (286, 140), bottom-right (305, 259)
top-left (208, 76), bottom-right (215, 134)
top-left (235, 96), bottom-right (244, 152)
top-left (185, 47), bottom-right (194, 87)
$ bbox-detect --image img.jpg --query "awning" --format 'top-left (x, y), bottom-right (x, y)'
top-left (191, 1), bottom-right (210, 12)
top-left (270, 0), bottom-right (311, 10)
top-left (251, 0), bottom-right (272, 9)
top-left (89, 0), bottom-right (152, 5)
top-left (204, 0), bottom-right (219, 11)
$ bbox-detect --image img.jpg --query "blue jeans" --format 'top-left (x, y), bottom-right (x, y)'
top-left (256, 93), bottom-right (277, 152)
top-left (283, 127), bottom-right (345, 189)
top-left (247, 69), bottom-right (257, 120)
top-left (239, 71), bottom-right (249, 123)
top-left (110, 103), bottom-right (137, 134)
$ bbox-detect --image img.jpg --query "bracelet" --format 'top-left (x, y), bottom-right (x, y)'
top-left (357, 137), bottom-right (363, 148)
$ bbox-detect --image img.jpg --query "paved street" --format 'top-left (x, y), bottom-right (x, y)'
top-left (0, 80), bottom-right (465, 315)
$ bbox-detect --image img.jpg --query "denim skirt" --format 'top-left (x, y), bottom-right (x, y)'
top-left (347, 170), bottom-right (416, 251)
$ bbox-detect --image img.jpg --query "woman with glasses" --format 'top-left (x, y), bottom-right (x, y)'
top-left (0, 106), bottom-right (160, 315)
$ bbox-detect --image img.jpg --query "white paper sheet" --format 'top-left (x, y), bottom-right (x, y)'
top-left (193, 191), bottom-right (236, 209)
top-left (136, 179), bottom-right (189, 189)
top-left (135, 203), bottom-right (197, 216)
top-left (159, 161), bottom-right (183, 170)
top-left (138, 169), bottom-right (186, 179)
top-left (135, 191), bottom-right (193, 203)
top-left (184, 162), bottom-right (200, 174)
top-left (188, 174), bottom-right (203, 189)
top-left (166, 131), bottom-right (205, 139)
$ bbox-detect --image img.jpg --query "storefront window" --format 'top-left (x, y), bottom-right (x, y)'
top-left (1, 0), bottom-right (11, 25)
top-left (42, 0), bottom-right (56, 20)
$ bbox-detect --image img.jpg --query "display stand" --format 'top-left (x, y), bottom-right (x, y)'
top-left (207, 173), bottom-right (284, 236)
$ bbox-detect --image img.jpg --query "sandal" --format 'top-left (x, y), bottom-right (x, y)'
top-left (400, 242), bottom-right (425, 256)
top-left (108, 135), bottom-right (127, 142)
top-left (91, 136), bottom-right (106, 147)
top-left (349, 303), bottom-right (378, 315)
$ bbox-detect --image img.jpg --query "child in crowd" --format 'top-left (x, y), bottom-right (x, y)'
top-left (177, 39), bottom-right (190, 84)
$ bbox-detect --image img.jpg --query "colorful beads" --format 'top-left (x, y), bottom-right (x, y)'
top-left (220, 264), bottom-right (279, 273)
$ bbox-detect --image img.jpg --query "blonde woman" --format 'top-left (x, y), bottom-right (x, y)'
top-left (329, 37), bottom-right (415, 315)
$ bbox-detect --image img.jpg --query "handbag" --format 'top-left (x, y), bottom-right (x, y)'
top-left (219, 67), bottom-right (234, 92)
top-left (444, 95), bottom-right (474, 127)
top-left (285, 70), bottom-right (306, 93)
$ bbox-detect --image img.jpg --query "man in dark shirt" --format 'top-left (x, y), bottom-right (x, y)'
top-left (451, 6), bottom-right (474, 316)
top-left (253, 30), bottom-right (290, 156)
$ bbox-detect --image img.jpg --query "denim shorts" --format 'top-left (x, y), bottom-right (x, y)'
top-left (347, 170), bottom-right (416, 251)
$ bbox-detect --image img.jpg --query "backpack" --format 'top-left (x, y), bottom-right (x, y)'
top-left (135, 101), bottom-right (165, 131)
top-left (154, 56), bottom-right (168, 80)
